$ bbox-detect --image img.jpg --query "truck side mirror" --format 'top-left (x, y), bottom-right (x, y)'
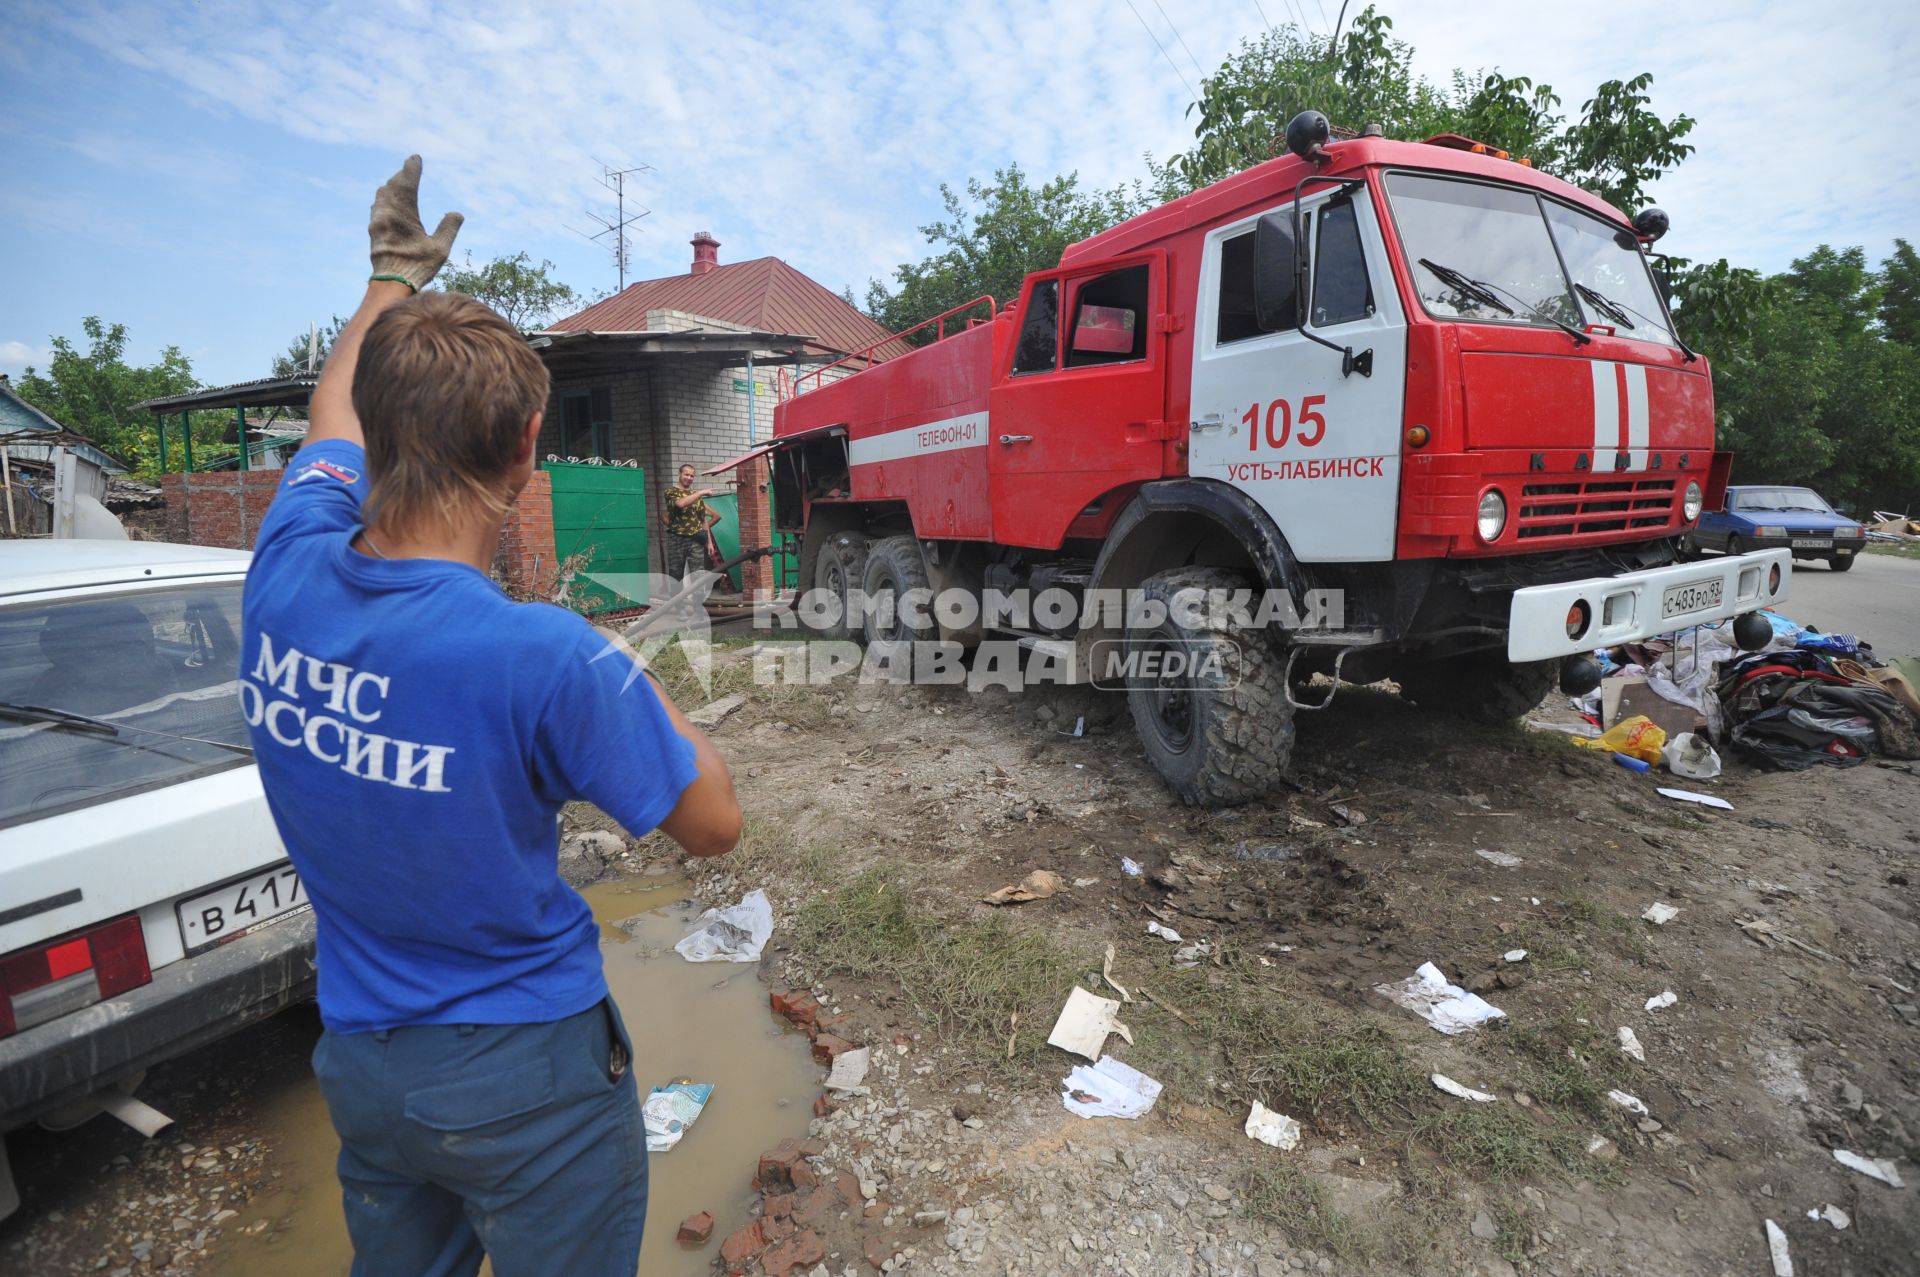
top-left (1253, 212), bottom-right (1300, 331)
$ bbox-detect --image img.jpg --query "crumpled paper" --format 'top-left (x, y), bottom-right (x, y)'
top-left (1373, 962), bottom-right (1506, 1034)
top-left (673, 889), bottom-right (774, 963)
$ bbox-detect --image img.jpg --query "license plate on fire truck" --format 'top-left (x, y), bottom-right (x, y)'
top-left (177, 863), bottom-right (307, 953)
top-left (1661, 579), bottom-right (1723, 619)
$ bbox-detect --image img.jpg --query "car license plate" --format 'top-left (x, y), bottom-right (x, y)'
top-left (1661, 578), bottom-right (1723, 619)
top-left (1792, 538), bottom-right (1831, 549)
top-left (178, 863), bottom-right (306, 952)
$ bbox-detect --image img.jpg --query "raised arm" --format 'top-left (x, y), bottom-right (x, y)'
top-left (306, 157), bottom-right (464, 449)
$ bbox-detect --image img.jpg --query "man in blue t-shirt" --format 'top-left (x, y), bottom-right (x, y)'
top-left (240, 156), bottom-right (742, 1277)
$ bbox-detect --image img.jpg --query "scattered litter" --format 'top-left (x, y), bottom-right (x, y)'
top-left (1243, 1100), bottom-right (1302, 1148)
top-left (1614, 752), bottom-right (1651, 774)
top-left (1738, 917), bottom-right (1838, 962)
top-left (1655, 787), bottom-right (1734, 811)
top-left (825, 1046), bottom-right (872, 1096)
top-left (1059, 716), bottom-right (1086, 737)
top-left (1475, 849), bottom-right (1523, 868)
top-left (1607, 1089), bottom-right (1649, 1116)
top-left (1504, 949), bottom-right (1528, 963)
top-left (1329, 802), bottom-right (1366, 826)
top-left (1431, 1073), bottom-right (1496, 1103)
top-left (686, 692), bottom-right (747, 728)
top-left (1808, 1204), bottom-right (1851, 1230)
top-left (1120, 857), bottom-right (1143, 877)
top-left (1573, 714), bottom-right (1667, 763)
top-left (1763, 1219), bottom-right (1793, 1277)
top-left (1641, 902), bottom-right (1681, 926)
top-left (982, 869), bottom-right (1066, 905)
top-left (1645, 990), bottom-right (1678, 1011)
top-left (1229, 841), bottom-right (1298, 863)
top-left (1073, 876), bottom-right (1098, 887)
top-left (1099, 943), bottom-right (1132, 1003)
top-left (643, 1081), bottom-right (714, 1152)
top-left (1145, 921), bottom-right (1183, 943)
top-left (1171, 941), bottom-right (1215, 969)
top-left (1374, 962), bottom-right (1506, 1034)
top-left (673, 889), bottom-right (773, 963)
top-left (1617, 1026), bottom-right (1645, 1062)
top-left (1832, 1149), bottom-right (1904, 1187)
top-left (1661, 731), bottom-right (1723, 779)
top-left (1061, 1055), bottom-right (1161, 1119)
top-left (1046, 986), bottom-right (1133, 1060)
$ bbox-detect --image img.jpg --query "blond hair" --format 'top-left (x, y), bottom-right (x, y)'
top-left (352, 292), bottom-right (550, 528)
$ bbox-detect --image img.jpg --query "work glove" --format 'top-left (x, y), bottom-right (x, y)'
top-left (367, 155), bottom-right (463, 292)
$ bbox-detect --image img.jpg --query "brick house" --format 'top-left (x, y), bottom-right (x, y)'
top-left (531, 232), bottom-right (909, 586)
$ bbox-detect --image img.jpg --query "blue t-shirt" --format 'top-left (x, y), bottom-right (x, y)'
top-left (240, 440), bottom-right (697, 1034)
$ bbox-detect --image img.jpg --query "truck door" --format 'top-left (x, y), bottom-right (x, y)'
top-left (989, 253), bottom-right (1170, 548)
top-left (1185, 187), bottom-right (1408, 562)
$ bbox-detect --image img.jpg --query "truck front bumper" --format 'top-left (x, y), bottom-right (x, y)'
top-left (0, 911), bottom-right (315, 1131)
top-left (1507, 548), bottom-right (1792, 662)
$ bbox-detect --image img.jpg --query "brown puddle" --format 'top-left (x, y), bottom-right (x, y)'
top-left (204, 874), bottom-right (819, 1277)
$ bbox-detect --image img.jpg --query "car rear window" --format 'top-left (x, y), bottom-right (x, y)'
top-left (0, 582), bottom-right (251, 827)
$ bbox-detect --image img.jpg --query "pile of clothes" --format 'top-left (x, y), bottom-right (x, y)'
top-left (1717, 636), bottom-right (1920, 770)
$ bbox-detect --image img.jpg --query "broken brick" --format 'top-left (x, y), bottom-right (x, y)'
top-left (790, 1159), bottom-right (821, 1190)
top-left (769, 989), bottom-right (820, 1029)
top-left (833, 1172), bottom-right (863, 1209)
top-left (863, 1230), bottom-right (907, 1270)
top-left (676, 1210), bottom-right (714, 1245)
top-left (791, 1186), bottom-right (835, 1227)
top-left (761, 1213), bottom-right (795, 1243)
top-left (810, 1033), bottom-right (857, 1064)
top-left (718, 1222), bottom-right (764, 1270)
top-left (756, 1142), bottom-right (801, 1191)
top-left (763, 1191), bottom-right (795, 1220)
top-left (761, 1229), bottom-right (827, 1277)
top-left (812, 1012), bottom-right (854, 1038)
top-left (813, 1093), bottom-right (839, 1118)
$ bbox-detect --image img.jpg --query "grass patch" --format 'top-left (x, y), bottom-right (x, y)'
top-left (1126, 966), bottom-right (1423, 1128)
top-left (1413, 1104), bottom-right (1567, 1182)
top-left (1502, 1012), bottom-right (1635, 1119)
top-left (793, 868), bottom-right (1093, 1071)
top-left (1556, 895), bottom-right (1650, 964)
top-left (1866, 540), bottom-right (1920, 560)
top-left (1242, 1164), bottom-right (1384, 1265)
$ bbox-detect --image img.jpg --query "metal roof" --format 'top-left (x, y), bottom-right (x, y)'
top-left (551, 257), bottom-right (913, 362)
top-left (137, 372), bottom-right (319, 413)
top-left (527, 328), bottom-right (831, 380)
top-left (0, 382), bottom-right (133, 473)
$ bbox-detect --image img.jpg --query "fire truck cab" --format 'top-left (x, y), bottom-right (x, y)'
top-left (756, 113), bottom-right (1791, 804)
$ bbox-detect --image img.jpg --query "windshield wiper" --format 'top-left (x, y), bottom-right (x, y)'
top-left (1574, 284), bottom-right (1636, 328)
top-left (1418, 259), bottom-right (1513, 316)
top-left (0, 701), bottom-right (254, 756)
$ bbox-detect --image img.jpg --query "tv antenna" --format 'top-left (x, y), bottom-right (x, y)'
top-left (568, 159), bottom-right (653, 291)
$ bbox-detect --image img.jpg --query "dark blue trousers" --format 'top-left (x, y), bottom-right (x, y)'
top-left (312, 997), bottom-right (647, 1277)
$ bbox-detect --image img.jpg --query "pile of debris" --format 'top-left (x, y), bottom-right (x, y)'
top-left (1865, 510), bottom-right (1919, 543)
top-left (1563, 611), bottom-right (1920, 776)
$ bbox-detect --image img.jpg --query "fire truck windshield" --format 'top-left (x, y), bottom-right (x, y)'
top-left (1386, 172), bottom-right (1678, 348)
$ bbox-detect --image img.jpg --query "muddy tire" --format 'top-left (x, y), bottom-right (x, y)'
top-left (807, 531), bottom-right (869, 641)
top-left (1398, 651), bottom-right (1558, 723)
top-left (860, 535), bottom-right (937, 645)
top-left (1124, 567), bottom-right (1293, 806)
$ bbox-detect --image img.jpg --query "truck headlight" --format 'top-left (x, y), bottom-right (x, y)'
top-left (1682, 481), bottom-right (1703, 521)
top-left (1476, 489), bottom-right (1507, 543)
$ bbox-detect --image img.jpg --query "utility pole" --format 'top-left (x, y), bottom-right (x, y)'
top-left (569, 160), bottom-right (653, 293)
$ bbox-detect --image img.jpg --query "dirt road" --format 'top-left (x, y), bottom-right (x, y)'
top-left (3, 641), bottom-right (1914, 1277)
top-left (1786, 550), bottom-right (1920, 658)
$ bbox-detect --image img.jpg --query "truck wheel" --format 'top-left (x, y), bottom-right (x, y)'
top-left (1725, 534), bottom-right (1744, 558)
top-left (807, 531), bottom-right (869, 641)
top-left (1398, 651), bottom-right (1558, 723)
top-left (860, 535), bottom-right (938, 644)
top-left (1829, 554), bottom-right (1855, 573)
top-left (1125, 567), bottom-right (1292, 806)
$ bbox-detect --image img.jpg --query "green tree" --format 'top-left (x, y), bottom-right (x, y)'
top-left (437, 251), bottom-right (581, 329)
top-left (864, 166), bottom-right (1149, 340)
top-left (270, 315), bottom-right (347, 379)
top-left (13, 317), bottom-right (223, 475)
top-left (1166, 6), bottom-right (1693, 212)
top-left (1879, 238), bottom-right (1920, 345)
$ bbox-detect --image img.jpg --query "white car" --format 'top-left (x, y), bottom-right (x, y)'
top-left (0, 541), bottom-right (314, 1218)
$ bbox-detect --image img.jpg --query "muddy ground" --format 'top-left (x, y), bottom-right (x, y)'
top-left (3, 642), bottom-right (1915, 1277)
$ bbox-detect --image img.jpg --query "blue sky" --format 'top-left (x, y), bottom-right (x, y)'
top-left (2, 1), bottom-right (1914, 386)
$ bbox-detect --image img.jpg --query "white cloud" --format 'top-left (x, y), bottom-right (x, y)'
top-left (0, 340), bottom-right (56, 378)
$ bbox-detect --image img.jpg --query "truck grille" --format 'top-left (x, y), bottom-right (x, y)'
top-left (1516, 477), bottom-right (1677, 540)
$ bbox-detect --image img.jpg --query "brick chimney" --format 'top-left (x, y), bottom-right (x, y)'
top-left (690, 231), bottom-right (720, 276)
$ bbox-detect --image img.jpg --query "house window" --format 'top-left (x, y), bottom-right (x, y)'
top-left (560, 387), bottom-right (612, 460)
top-left (1312, 198), bottom-right (1374, 327)
top-left (1012, 280), bottom-right (1060, 374)
top-left (1066, 265), bottom-right (1150, 367)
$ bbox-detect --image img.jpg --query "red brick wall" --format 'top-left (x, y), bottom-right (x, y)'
top-left (159, 470), bottom-right (284, 549)
top-left (735, 465), bottom-right (774, 596)
top-left (494, 471), bottom-right (557, 598)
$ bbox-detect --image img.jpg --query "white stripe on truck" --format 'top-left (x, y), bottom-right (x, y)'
top-left (847, 412), bottom-right (990, 466)
top-left (1590, 361), bottom-right (1651, 474)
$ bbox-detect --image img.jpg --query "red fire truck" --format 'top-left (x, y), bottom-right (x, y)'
top-left (741, 112), bottom-right (1791, 804)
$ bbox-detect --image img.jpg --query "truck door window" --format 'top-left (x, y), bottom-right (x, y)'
top-left (1066, 265), bottom-right (1150, 368)
top-left (1012, 280), bottom-right (1060, 374)
top-left (1216, 231), bottom-right (1272, 344)
top-left (1311, 199), bottom-right (1374, 327)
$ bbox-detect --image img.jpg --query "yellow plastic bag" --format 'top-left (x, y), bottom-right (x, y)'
top-left (1573, 715), bottom-right (1667, 763)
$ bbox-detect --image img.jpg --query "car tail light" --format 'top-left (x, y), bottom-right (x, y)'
top-left (0, 915), bottom-right (151, 1039)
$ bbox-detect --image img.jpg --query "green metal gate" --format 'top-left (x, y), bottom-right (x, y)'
top-left (544, 461), bottom-right (649, 613)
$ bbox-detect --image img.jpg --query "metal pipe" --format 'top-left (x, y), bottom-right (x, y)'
top-left (1, 447), bottom-right (13, 536)
top-left (97, 1089), bottom-right (175, 1139)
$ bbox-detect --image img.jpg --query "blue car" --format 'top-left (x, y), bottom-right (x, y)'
top-left (1686, 484), bottom-right (1866, 572)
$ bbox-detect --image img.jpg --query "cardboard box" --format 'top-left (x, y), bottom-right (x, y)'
top-left (1602, 674), bottom-right (1707, 737)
